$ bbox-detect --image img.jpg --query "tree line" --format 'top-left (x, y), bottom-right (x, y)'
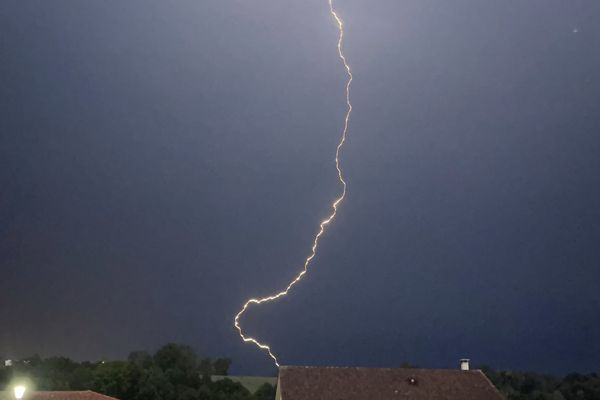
top-left (481, 366), bottom-right (600, 400)
top-left (1, 344), bottom-right (598, 400)
top-left (0, 343), bottom-right (275, 400)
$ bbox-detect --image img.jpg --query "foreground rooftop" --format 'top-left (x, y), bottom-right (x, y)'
top-left (0, 391), bottom-right (119, 400)
top-left (276, 366), bottom-right (505, 400)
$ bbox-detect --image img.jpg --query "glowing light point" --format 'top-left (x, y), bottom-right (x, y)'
top-left (14, 385), bottom-right (26, 400)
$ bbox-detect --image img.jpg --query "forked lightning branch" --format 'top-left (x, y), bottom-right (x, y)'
top-left (234, 0), bottom-right (354, 367)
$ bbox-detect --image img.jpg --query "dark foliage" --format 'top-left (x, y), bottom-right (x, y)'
top-left (0, 344), bottom-right (275, 400)
top-left (253, 383), bottom-right (277, 400)
top-left (481, 366), bottom-right (600, 400)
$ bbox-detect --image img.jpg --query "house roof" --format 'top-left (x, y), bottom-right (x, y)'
top-left (278, 366), bottom-right (505, 400)
top-left (0, 391), bottom-right (119, 400)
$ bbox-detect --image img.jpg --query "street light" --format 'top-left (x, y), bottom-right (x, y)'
top-left (14, 385), bottom-right (26, 400)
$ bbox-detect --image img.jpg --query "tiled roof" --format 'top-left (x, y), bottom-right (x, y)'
top-left (0, 391), bottom-right (119, 400)
top-left (278, 366), bottom-right (505, 400)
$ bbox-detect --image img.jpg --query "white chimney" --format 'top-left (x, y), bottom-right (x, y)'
top-left (460, 358), bottom-right (470, 371)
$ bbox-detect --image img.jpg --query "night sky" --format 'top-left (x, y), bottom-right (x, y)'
top-left (1, 0), bottom-right (599, 376)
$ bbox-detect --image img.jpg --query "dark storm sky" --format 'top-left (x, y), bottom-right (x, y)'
top-left (1, 0), bottom-right (599, 376)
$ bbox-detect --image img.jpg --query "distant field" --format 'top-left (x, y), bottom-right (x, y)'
top-left (211, 375), bottom-right (278, 393)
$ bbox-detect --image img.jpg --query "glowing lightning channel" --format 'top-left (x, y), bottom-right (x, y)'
top-left (234, 0), bottom-right (353, 367)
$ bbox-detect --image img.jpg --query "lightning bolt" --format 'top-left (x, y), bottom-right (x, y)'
top-left (234, 0), bottom-right (353, 367)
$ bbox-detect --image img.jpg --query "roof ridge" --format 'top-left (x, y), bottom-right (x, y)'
top-left (476, 369), bottom-right (507, 399)
top-left (281, 365), bottom-right (482, 372)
